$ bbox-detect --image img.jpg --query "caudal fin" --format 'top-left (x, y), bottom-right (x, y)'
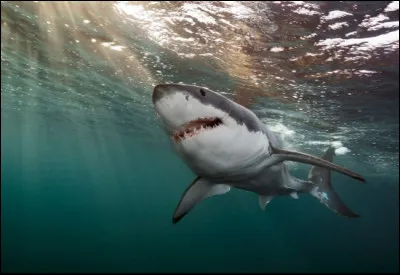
top-left (308, 147), bottom-right (360, 218)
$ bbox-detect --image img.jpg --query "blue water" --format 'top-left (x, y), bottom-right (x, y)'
top-left (1, 1), bottom-right (399, 273)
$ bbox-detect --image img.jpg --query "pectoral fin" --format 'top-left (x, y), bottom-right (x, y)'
top-left (268, 147), bottom-right (365, 183)
top-left (172, 176), bottom-right (231, 224)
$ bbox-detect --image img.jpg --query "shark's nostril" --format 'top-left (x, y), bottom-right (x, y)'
top-left (152, 84), bottom-right (167, 104)
top-left (152, 90), bottom-right (160, 104)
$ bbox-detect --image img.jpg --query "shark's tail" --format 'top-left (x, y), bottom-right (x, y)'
top-left (307, 147), bottom-right (360, 218)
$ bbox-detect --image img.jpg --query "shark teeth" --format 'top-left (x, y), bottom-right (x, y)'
top-left (173, 117), bottom-right (223, 142)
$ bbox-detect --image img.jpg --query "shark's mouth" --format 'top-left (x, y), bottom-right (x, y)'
top-left (173, 117), bottom-right (223, 142)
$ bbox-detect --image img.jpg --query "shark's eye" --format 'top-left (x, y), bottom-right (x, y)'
top-left (200, 89), bottom-right (206, 96)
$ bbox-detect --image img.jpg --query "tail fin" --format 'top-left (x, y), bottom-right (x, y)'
top-left (308, 147), bottom-right (360, 218)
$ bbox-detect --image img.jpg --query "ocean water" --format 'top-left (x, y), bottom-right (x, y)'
top-left (1, 1), bottom-right (399, 273)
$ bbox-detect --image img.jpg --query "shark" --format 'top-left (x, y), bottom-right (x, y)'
top-left (152, 83), bottom-right (365, 224)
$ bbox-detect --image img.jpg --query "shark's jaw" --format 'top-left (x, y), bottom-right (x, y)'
top-left (152, 83), bottom-right (230, 139)
top-left (172, 117), bottom-right (223, 142)
top-left (152, 83), bottom-right (272, 179)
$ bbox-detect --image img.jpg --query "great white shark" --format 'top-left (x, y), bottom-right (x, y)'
top-left (152, 83), bottom-right (365, 224)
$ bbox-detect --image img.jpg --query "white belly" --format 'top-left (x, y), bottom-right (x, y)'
top-left (174, 124), bottom-right (270, 179)
top-left (230, 163), bottom-right (287, 194)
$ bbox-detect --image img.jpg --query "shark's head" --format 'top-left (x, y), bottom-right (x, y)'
top-left (153, 83), bottom-right (232, 138)
top-left (152, 83), bottom-right (270, 178)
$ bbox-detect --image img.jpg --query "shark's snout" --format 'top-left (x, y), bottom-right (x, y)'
top-left (152, 83), bottom-right (195, 134)
top-left (153, 83), bottom-right (192, 104)
top-left (152, 84), bottom-right (170, 104)
top-left (152, 83), bottom-right (234, 143)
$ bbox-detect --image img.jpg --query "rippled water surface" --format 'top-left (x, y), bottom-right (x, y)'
top-left (1, 1), bottom-right (399, 273)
